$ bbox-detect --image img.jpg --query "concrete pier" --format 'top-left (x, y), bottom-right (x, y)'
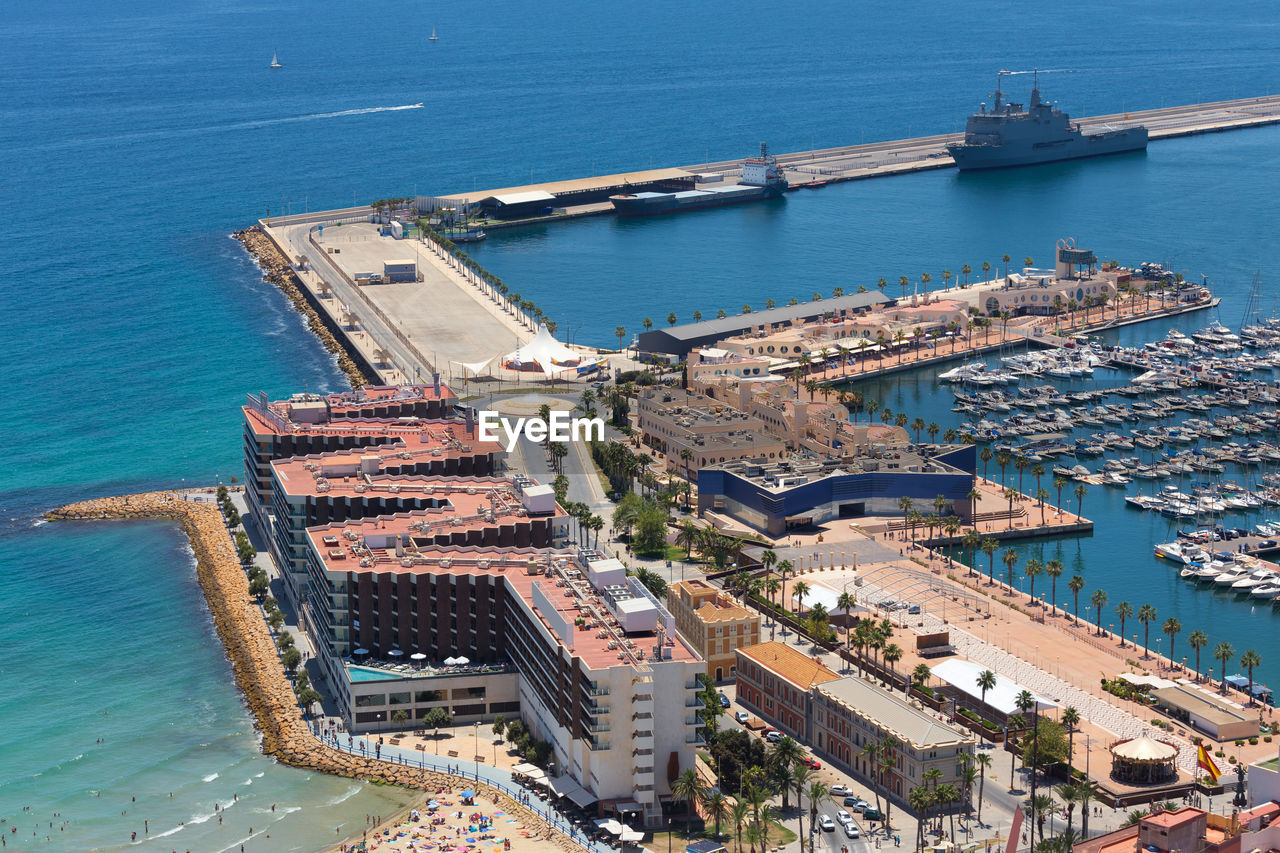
top-left (403, 94), bottom-right (1280, 230)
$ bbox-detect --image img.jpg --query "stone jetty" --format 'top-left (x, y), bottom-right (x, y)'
top-left (45, 492), bottom-right (588, 853)
top-left (234, 225), bottom-right (372, 389)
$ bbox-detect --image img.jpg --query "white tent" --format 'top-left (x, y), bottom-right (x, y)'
top-left (503, 325), bottom-right (585, 378)
top-left (454, 356), bottom-right (495, 376)
top-left (930, 659), bottom-right (1056, 715)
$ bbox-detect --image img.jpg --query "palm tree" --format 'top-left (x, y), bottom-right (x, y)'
top-left (908, 786), bottom-right (933, 850)
top-left (898, 275), bottom-right (909, 298)
top-left (897, 496), bottom-right (914, 538)
top-left (1059, 571), bottom-right (1080, 625)
top-left (667, 312), bottom-right (678, 327)
top-left (981, 538), bottom-right (999, 583)
top-left (936, 783), bottom-right (960, 839)
top-left (615, 326), bottom-right (627, 351)
top-left (979, 446), bottom-right (993, 480)
top-left (837, 591), bottom-right (857, 650)
top-left (792, 581), bottom-right (809, 616)
top-left (1029, 793), bottom-right (1054, 844)
top-left (672, 768), bottom-right (704, 837)
top-left (911, 417), bottom-right (926, 443)
top-left (961, 530), bottom-right (981, 575)
top-left (1075, 782), bottom-right (1096, 840)
top-left (642, 317), bottom-right (653, 333)
top-left (1025, 558), bottom-right (1043, 606)
top-left (1137, 604), bottom-right (1158, 657)
top-left (1054, 477), bottom-right (1068, 513)
top-left (1090, 589), bottom-right (1108, 635)
top-left (975, 753), bottom-right (992, 823)
top-left (976, 669), bottom-right (997, 714)
top-left (995, 451), bottom-right (1011, 484)
top-left (730, 800), bottom-right (750, 853)
top-left (1241, 649), bottom-right (1263, 703)
top-left (1163, 618), bottom-right (1182, 669)
top-left (982, 261), bottom-right (991, 282)
top-left (1001, 548), bottom-right (1019, 592)
top-left (1188, 630), bottom-right (1209, 681)
top-left (1061, 706), bottom-right (1081, 778)
top-left (744, 813), bottom-right (768, 853)
top-left (877, 277), bottom-right (888, 293)
top-left (1045, 560), bottom-right (1064, 614)
top-left (1074, 483), bottom-right (1088, 518)
top-left (883, 643), bottom-right (903, 675)
top-left (692, 310), bottom-right (703, 323)
top-left (878, 738), bottom-right (899, 830)
top-left (1215, 641), bottom-right (1235, 690)
top-left (806, 781), bottom-right (829, 844)
top-left (702, 789), bottom-right (730, 840)
top-left (1002, 254), bottom-right (1011, 278)
top-left (857, 741), bottom-right (882, 813)
top-left (1115, 601), bottom-right (1133, 648)
top-left (790, 764), bottom-right (816, 844)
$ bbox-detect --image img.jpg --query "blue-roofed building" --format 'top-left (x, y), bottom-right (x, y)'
top-left (697, 445), bottom-right (976, 536)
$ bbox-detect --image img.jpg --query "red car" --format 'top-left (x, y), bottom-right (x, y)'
top-left (801, 757), bottom-right (821, 769)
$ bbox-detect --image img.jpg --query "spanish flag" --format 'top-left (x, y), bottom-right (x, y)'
top-left (1198, 744), bottom-right (1222, 783)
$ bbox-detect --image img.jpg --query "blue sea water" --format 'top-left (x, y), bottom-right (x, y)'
top-left (2, 0), bottom-right (1279, 848)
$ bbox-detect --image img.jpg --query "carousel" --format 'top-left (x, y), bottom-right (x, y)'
top-left (1109, 734), bottom-right (1179, 785)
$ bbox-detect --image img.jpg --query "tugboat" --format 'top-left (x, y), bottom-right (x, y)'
top-left (947, 70), bottom-right (1148, 171)
top-left (610, 143), bottom-right (788, 216)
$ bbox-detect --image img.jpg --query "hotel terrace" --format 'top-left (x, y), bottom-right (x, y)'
top-left (242, 382), bottom-right (461, 537)
top-left (265, 427), bottom-right (505, 599)
top-left (302, 518), bottom-right (703, 824)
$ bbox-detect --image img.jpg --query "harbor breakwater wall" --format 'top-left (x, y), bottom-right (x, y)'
top-left (234, 226), bottom-right (375, 389)
top-left (45, 492), bottom-right (587, 853)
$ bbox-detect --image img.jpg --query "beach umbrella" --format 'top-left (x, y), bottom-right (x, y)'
top-left (411, 652), bottom-right (427, 661)
top-left (461, 789), bottom-right (475, 799)
top-left (389, 649), bottom-right (405, 657)
top-left (454, 656), bottom-right (471, 665)
top-left (353, 648), bottom-right (369, 655)
top-left (443, 656), bottom-right (459, 665)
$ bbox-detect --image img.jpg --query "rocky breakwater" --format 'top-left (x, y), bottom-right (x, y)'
top-left (233, 225), bottom-right (371, 389)
top-left (47, 492), bottom-right (434, 787)
top-left (49, 491), bottom-right (598, 853)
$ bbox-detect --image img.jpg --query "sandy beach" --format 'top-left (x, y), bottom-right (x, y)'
top-left (333, 787), bottom-right (568, 853)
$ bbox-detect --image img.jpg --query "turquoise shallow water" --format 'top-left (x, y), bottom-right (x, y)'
top-left (3, 0), bottom-right (1280, 848)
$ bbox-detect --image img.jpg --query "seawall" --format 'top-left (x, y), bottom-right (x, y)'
top-left (234, 226), bottom-right (375, 389)
top-left (47, 492), bottom-right (598, 853)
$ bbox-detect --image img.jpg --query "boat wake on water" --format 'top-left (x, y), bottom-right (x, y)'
top-left (17, 104), bottom-right (426, 154)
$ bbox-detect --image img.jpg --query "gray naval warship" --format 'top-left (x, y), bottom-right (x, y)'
top-left (947, 70), bottom-right (1148, 170)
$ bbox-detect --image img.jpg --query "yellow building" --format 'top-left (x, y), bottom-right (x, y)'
top-left (666, 580), bottom-right (761, 682)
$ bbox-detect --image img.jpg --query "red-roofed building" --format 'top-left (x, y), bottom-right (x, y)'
top-left (1074, 807), bottom-right (1241, 853)
top-left (302, 524), bottom-right (703, 825)
top-left (241, 383), bottom-right (459, 534)
top-left (264, 425), bottom-right (505, 598)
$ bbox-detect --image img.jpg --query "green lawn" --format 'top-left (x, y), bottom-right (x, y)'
top-left (635, 543), bottom-right (700, 563)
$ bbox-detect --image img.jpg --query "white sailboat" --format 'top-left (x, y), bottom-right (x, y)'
top-left (428, 27), bottom-right (439, 41)
top-left (270, 50), bottom-right (283, 69)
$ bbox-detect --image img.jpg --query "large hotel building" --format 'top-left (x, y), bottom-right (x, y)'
top-left (242, 385), bottom-right (703, 824)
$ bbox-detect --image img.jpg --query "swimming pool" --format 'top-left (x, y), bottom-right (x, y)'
top-left (347, 665), bottom-right (404, 682)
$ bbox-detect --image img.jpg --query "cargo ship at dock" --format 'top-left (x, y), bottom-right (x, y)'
top-left (609, 143), bottom-right (787, 216)
top-left (947, 70), bottom-right (1149, 171)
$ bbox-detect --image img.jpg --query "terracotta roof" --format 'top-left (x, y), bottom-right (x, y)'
top-left (737, 642), bottom-right (839, 689)
top-left (695, 600), bottom-right (753, 622)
